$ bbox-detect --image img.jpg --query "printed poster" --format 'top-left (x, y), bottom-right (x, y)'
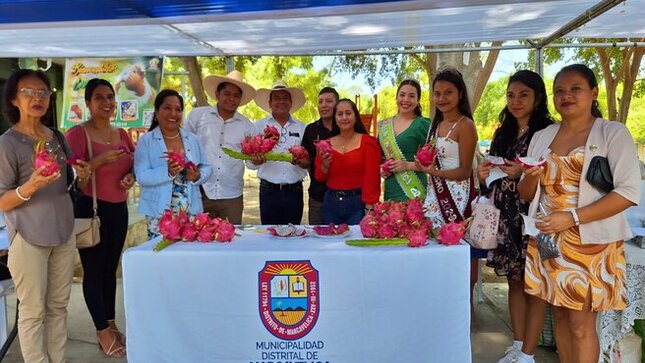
top-left (61, 57), bottom-right (163, 129)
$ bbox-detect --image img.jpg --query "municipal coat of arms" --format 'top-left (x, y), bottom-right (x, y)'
top-left (259, 260), bottom-right (319, 340)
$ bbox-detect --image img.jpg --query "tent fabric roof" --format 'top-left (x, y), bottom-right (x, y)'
top-left (0, 0), bottom-right (643, 57)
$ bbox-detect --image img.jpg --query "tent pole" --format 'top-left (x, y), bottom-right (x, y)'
top-left (535, 47), bottom-right (544, 77)
top-left (225, 56), bottom-right (234, 73)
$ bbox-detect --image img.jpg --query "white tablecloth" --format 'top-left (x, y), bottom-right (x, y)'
top-left (123, 226), bottom-right (472, 363)
top-left (598, 239), bottom-right (645, 358)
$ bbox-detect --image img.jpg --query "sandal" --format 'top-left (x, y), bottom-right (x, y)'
top-left (108, 320), bottom-right (126, 345)
top-left (97, 329), bottom-right (126, 358)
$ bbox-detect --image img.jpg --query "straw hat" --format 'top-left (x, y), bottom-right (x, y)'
top-left (203, 70), bottom-right (256, 106)
top-left (254, 80), bottom-right (306, 113)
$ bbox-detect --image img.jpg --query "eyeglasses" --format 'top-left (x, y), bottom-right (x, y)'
top-left (19, 88), bottom-right (53, 99)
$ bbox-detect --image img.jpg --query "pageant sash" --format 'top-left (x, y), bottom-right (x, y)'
top-left (428, 121), bottom-right (476, 223)
top-left (378, 117), bottom-right (426, 200)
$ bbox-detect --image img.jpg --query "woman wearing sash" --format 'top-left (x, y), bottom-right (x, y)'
top-left (415, 68), bottom-right (481, 303)
top-left (477, 70), bottom-right (554, 363)
top-left (378, 79), bottom-right (430, 202)
top-left (315, 99), bottom-right (381, 224)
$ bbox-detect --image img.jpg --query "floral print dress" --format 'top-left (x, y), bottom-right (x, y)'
top-left (146, 174), bottom-right (190, 239)
top-left (486, 133), bottom-right (529, 281)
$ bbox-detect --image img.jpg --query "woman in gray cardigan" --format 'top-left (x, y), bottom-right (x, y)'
top-left (0, 70), bottom-right (91, 363)
top-left (518, 64), bottom-right (640, 363)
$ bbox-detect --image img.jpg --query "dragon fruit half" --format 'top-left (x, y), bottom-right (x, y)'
top-left (34, 140), bottom-right (60, 176)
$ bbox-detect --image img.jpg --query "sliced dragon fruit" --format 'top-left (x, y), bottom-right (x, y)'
top-left (485, 155), bottom-right (506, 166)
top-left (515, 156), bottom-right (546, 168)
top-left (313, 223), bottom-right (349, 235)
top-left (267, 224), bottom-right (305, 237)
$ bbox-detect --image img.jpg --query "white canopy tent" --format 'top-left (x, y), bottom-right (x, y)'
top-left (0, 0), bottom-right (643, 58)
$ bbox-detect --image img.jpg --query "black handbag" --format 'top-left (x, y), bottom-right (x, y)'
top-left (586, 156), bottom-right (613, 193)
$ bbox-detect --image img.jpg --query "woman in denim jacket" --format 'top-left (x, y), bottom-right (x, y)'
top-left (134, 90), bottom-right (212, 238)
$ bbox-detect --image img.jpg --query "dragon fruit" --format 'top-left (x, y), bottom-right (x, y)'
top-left (315, 139), bottom-right (333, 155)
top-left (485, 155), bottom-right (506, 166)
top-left (158, 210), bottom-right (182, 242)
top-left (380, 159), bottom-right (394, 176)
top-left (196, 227), bottom-right (216, 242)
top-left (34, 140), bottom-right (60, 176)
top-left (359, 214), bottom-right (379, 237)
top-left (263, 125), bottom-right (280, 142)
top-left (214, 220), bottom-right (235, 242)
top-left (416, 141), bottom-right (437, 167)
top-left (164, 151), bottom-right (188, 168)
top-left (180, 224), bottom-right (198, 242)
top-left (288, 145), bottom-right (309, 161)
top-left (437, 221), bottom-right (468, 245)
top-left (313, 223), bottom-right (349, 236)
top-left (267, 224), bottom-right (306, 237)
top-left (515, 156), bottom-right (546, 168)
top-left (376, 224), bottom-right (396, 239)
top-left (65, 154), bottom-right (86, 166)
top-left (406, 229), bottom-right (428, 247)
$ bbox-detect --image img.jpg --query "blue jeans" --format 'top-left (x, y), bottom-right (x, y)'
top-left (323, 189), bottom-right (365, 225)
top-left (259, 180), bottom-right (304, 225)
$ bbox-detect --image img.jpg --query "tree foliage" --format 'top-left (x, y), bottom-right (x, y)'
top-left (517, 38), bottom-right (645, 124)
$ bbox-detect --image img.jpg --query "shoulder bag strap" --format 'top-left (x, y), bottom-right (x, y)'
top-left (80, 124), bottom-right (98, 218)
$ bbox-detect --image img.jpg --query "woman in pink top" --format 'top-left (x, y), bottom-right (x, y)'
top-left (65, 78), bottom-right (134, 358)
top-left (315, 99), bottom-right (381, 224)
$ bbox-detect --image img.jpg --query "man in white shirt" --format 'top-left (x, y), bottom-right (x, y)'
top-left (250, 80), bottom-right (308, 225)
top-left (184, 70), bottom-right (256, 224)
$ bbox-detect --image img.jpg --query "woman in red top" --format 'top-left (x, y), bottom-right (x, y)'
top-left (315, 99), bottom-right (380, 225)
top-left (65, 78), bottom-right (135, 358)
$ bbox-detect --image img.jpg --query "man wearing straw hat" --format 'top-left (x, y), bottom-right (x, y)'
top-left (250, 80), bottom-right (308, 225)
top-left (184, 70), bottom-right (256, 224)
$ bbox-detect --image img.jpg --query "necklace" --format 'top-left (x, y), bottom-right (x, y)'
top-left (162, 131), bottom-right (180, 140)
top-left (88, 120), bottom-right (113, 144)
top-left (518, 126), bottom-right (529, 135)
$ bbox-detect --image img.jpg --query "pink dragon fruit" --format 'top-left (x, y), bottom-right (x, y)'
top-left (377, 224), bottom-right (396, 239)
top-left (259, 137), bottom-right (277, 153)
top-left (158, 210), bottom-right (182, 242)
top-left (214, 220), bottom-right (235, 242)
top-left (380, 159), bottom-right (394, 176)
top-left (359, 214), bottom-right (379, 237)
top-left (192, 213), bottom-right (211, 230)
top-left (407, 229), bottom-right (428, 247)
top-left (196, 227), bottom-right (216, 242)
top-left (180, 224), bottom-right (198, 242)
top-left (164, 151), bottom-right (188, 168)
top-left (437, 221), bottom-right (468, 245)
top-left (34, 140), bottom-right (60, 176)
top-left (176, 210), bottom-right (190, 226)
top-left (65, 154), bottom-right (86, 166)
top-left (241, 137), bottom-right (256, 154)
top-left (263, 125), bottom-right (280, 142)
top-left (289, 145), bottom-right (309, 161)
top-left (315, 139), bottom-right (333, 155)
top-left (416, 141), bottom-right (437, 167)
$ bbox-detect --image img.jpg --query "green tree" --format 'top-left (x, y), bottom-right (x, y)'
top-left (333, 42), bottom-right (502, 113)
top-left (517, 38), bottom-right (645, 124)
top-left (161, 56), bottom-right (332, 123)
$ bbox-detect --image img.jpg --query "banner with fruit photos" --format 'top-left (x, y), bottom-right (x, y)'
top-left (61, 57), bottom-right (164, 129)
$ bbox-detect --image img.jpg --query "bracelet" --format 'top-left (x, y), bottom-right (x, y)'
top-left (15, 186), bottom-right (31, 201)
top-left (569, 209), bottom-right (580, 226)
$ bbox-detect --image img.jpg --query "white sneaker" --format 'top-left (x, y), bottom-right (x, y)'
top-left (497, 346), bottom-right (519, 363)
top-left (510, 356), bottom-right (535, 363)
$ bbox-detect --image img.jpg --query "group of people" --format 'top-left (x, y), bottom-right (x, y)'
top-left (0, 61), bottom-right (639, 363)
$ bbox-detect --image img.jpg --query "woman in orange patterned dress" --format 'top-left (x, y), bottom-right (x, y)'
top-left (517, 64), bottom-right (641, 363)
